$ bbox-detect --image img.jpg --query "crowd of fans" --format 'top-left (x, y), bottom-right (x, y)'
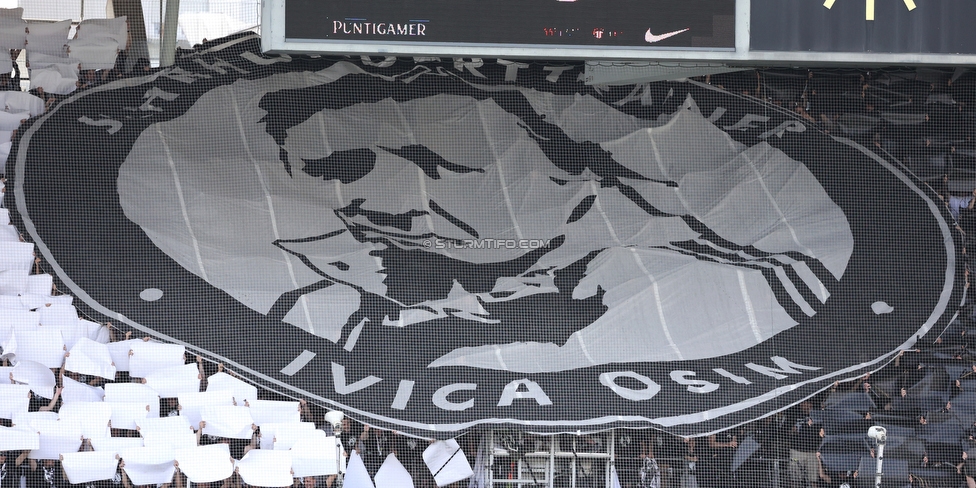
top-left (0, 239), bottom-right (474, 488)
top-left (0, 9), bottom-right (149, 170)
top-left (1, 19), bottom-right (976, 488)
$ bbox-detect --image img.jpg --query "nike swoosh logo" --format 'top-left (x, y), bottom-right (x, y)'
top-left (644, 28), bottom-right (689, 43)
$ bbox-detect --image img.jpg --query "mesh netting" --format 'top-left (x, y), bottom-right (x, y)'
top-left (1, 31), bottom-right (974, 488)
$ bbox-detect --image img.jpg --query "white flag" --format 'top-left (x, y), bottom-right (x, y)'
top-left (235, 449), bottom-right (293, 488)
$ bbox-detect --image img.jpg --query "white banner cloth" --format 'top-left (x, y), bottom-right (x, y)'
top-left (66, 37), bottom-right (119, 70)
top-left (206, 372), bottom-right (258, 404)
top-left (90, 436), bottom-right (144, 454)
top-left (0, 110), bottom-right (27, 131)
top-left (11, 359), bottom-right (57, 399)
top-left (24, 274), bottom-right (52, 296)
top-left (423, 439), bottom-right (474, 487)
top-left (0, 10), bottom-right (24, 20)
top-left (20, 294), bottom-right (73, 310)
top-left (0, 224), bottom-right (18, 242)
top-left (270, 422), bottom-right (315, 450)
top-left (76, 17), bottom-right (128, 49)
top-left (61, 451), bottom-right (119, 483)
top-left (105, 401), bottom-right (150, 430)
top-left (10, 328), bottom-right (64, 369)
top-left (235, 450), bottom-right (293, 488)
top-left (33, 417), bottom-right (81, 435)
top-left (343, 451), bottom-right (375, 488)
top-left (0, 21), bottom-right (26, 50)
top-left (0, 311), bottom-right (35, 350)
top-left (119, 446), bottom-right (177, 486)
top-left (58, 402), bottom-right (112, 439)
top-left (246, 400), bottom-right (299, 426)
top-left (141, 430), bottom-right (196, 450)
top-left (0, 384), bottom-right (31, 419)
top-left (128, 341), bottom-right (185, 378)
top-left (290, 430), bottom-right (344, 477)
top-left (260, 422), bottom-right (313, 450)
top-left (11, 411), bottom-right (58, 431)
top-left (175, 444), bottom-right (234, 484)
top-left (26, 19), bottom-right (67, 35)
top-left (66, 338), bottom-right (116, 380)
top-left (0, 268), bottom-right (27, 295)
top-left (81, 320), bottom-right (110, 344)
top-left (611, 465), bottom-right (623, 488)
top-left (36, 293), bottom-right (73, 307)
top-left (106, 339), bottom-right (140, 372)
top-left (144, 363), bottom-right (200, 398)
top-left (38, 304), bottom-right (80, 349)
top-left (375, 453), bottom-right (413, 488)
top-left (104, 383), bottom-right (159, 418)
top-left (136, 416), bottom-right (192, 437)
top-left (30, 429), bottom-right (83, 460)
top-left (61, 376), bottom-right (106, 403)
top-left (0, 425), bottom-right (39, 451)
top-left (0, 91), bottom-right (44, 116)
top-left (0, 296), bottom-right (35, 311)
top-left (177, 390), bottom-right (234, 428)
top-left (200, 405), bottom-right (253, 439)
top-left (26, 52), bottom-right (76, 70)
top-left (0, 241), bottom-right (33, 272)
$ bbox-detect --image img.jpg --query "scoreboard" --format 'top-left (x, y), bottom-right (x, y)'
top-left (282, 0), bottom-right (734, 49)
top-left (263, 0), bottom-right (976, 65)
top-left (268, 0), bottom-right (734, 59)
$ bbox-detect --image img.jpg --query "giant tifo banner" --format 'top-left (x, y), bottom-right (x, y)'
top-left (10, 35), bottom-right (962, 437)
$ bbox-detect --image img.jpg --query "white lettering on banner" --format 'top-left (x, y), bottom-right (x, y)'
top-left (745, 356), bottom-right (821, 379)
top-left (391, 379), bottom-right (415, 410)
top-left (713, 368), bottom-right (752, 384)
top-left (497, 379), bottom-right (553, 407)
top-left (600, 371), bottom-right (661, 401)
top-left (323, 355), bottom-right (819, 412)
top-left (670, 370), bottom-right (720, 394)
top-left (497, 59), bottom-right (529, 82)
top-left (331, 362), bottom-right (382, 394)
top-left (332, 21), bottom-right (427, 36)
top-left (706, 106), bottom-right (727, 123)
top-left (432, 383), bottom-right (477, 411)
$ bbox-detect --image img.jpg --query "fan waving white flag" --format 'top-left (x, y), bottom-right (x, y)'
top-left (374, 453), bottom-right (413, 488)
top-left (610, 465), bottom-right (623, 488)
top-left (423, 439), bottom-right (473, 487)
top-left (343, 450), bottom-right (375, 488)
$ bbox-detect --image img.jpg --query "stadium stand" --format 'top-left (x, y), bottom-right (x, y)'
top-left (2, 28), bottom-right (976, 488)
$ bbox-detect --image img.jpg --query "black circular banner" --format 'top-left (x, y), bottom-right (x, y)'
top-left (11, 36), bottom-right (962, 437)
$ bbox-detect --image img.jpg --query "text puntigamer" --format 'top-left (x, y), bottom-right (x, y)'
top-left (332, 21), bottom-right (427, 36)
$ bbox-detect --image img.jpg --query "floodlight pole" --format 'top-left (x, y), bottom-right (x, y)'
top-left (869, 426), bottom-right (886, 488)
top-left (874, 441), bottom-right (885, 488)
top-left (325, 410), bottom-right (345, 487)
top-left (334, 426), bottom-right (344, 487)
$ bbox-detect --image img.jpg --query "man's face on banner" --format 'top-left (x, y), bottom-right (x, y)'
top-left (118, 70), bottom-right (853, 373)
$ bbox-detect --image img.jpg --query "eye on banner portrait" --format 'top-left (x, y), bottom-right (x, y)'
top-left (11, 34), bottom-right (962, 437)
